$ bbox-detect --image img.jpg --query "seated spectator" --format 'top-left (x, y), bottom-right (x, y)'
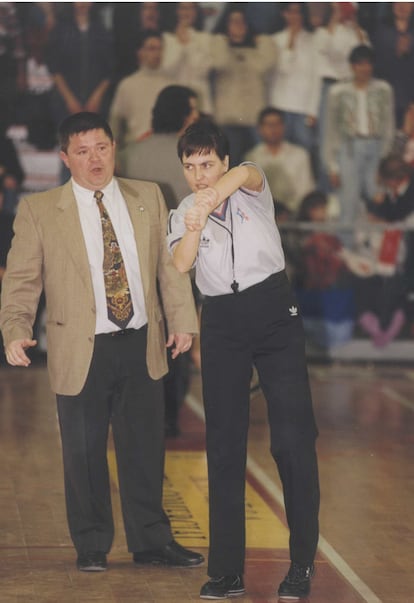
top-left (109, 30), bottom-right (173, 148)
top-left (293, 191), bottom-right (356, 349)
top-left (393, 102), bottom-right (414, 167)
top-left (354, 155), bottom-right (414, 346)
top-left (117, 84), bottom-right (199, 209)
top-left (323, 45), bottom-right (395, 244)
top-left (373, 2), bottom-right (414, 128)
top-left (268, 2), bottom-right (320, 154)
top-left (211, 6), bottom-right (274, 166)
top-left (162, 2), bottom-right (213, 114)
top-left (367, 154), bottom-right (414, 222)
top-left (112, 2), bottom-right (161, 81)
top-left (244, 107), bottom-right (315, 214)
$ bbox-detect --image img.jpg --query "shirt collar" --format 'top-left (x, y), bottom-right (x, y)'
top-left (71, 178), bottom-right (115, 206)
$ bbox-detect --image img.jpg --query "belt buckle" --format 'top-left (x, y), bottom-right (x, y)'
top-left (111, 329), bottom-right (127, 336)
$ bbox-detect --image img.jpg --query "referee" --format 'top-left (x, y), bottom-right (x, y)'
top-left (167, 120), bottom-right (320, 601)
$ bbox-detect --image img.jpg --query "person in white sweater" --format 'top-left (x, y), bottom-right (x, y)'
top-left (162, 2), bottom-right (213, 114)
top-left (109, 30), bottom-right (172, 148)
top-left (267, 2), bottom-right (320, 153)
top-left (211, 6), bottom-right (274, 166)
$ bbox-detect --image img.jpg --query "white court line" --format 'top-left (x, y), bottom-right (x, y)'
top-left (186, 393), bottom-right (382, 603)
top-left (381, 386), bottom-right (414, 412)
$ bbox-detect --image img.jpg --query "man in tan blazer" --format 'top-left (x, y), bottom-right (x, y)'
top-left (0, 112), bottom-right (203, 572)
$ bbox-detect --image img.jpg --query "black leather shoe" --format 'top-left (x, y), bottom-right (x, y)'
top-left (76, 551), bottom-right (107, 572)
top-left (278, 562), bottom-right (314, 599)
top-left (133, 540), bottom-right (204, 567)
top-left (200, 575), bottom-right (245, 599)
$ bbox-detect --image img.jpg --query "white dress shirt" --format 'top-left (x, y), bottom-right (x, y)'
top-left (72, 178), bottom-right (148, 334)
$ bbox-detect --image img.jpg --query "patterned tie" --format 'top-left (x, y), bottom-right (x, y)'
top-left (94, 190), bottom-right (134, 329)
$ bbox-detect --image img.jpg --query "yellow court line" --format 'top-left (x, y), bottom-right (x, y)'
top-left (108, 449), bottom-right (289, 549)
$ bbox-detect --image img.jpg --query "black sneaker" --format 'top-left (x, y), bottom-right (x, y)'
top-left (277, 562), bottom-right (314, 600)
top-left (76, 551), bottom-right (107, 572)
top-left (200, 575), bottom-right (245, 599)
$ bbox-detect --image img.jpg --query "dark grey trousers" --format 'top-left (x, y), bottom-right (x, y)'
top-left (56, 326), bottom-right (172, 555)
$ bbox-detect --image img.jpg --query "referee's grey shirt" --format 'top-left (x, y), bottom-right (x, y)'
top-left (167, 165), bottom-right (285, 296)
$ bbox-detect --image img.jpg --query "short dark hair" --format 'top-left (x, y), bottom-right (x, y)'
top-left (177, 119), bottom-right (229, 161)
top-left (136, 28), bottom-right (162, 51)
top-left (297, 191), bottom-right (328, 221)
top-left (349, 44), bottom-right (374, 65)
top-left (58, 112), bottom-right (113, 152)
top-left (379, 154), bottom-right (412, 181)
top-left (152, 85), bottom-right (197, 133)
top-left (257, 107), bottom-right (284, 125)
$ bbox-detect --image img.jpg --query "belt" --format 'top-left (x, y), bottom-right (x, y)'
top-left (203, 270), bottom-right (286, 303)
top-left (96, 328), bottom-right (138, 337)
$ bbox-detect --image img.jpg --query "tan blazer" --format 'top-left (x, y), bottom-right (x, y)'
top-left (0, 178), bottom-right (198, 395)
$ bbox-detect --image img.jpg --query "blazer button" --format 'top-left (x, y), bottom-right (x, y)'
top-left (139, 206), bottom-right (145, 212)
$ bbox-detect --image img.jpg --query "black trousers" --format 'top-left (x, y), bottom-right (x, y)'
top-left (56, 326), bottom-right (172, 555)
top-left (201, 272), bottom-right (320, 576)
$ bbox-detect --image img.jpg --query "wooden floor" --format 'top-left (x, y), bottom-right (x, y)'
top-left (1, 357), bottom-right (413, 602)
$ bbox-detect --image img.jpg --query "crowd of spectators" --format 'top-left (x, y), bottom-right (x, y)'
top-left (2, 1), bottom-right (414, 351)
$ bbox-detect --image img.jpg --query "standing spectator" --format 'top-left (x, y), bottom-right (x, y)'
top-left (268, 2), bottom-right (320, 154)
top-left (47, 3), bottom-right (114, 127)
top-left (0, 2), bottom-right (26, 121)
top-left (244, 107), bottom-right (315, 214)
top-left (312, 2), bottom-right (370, 191)
top-left (112, 2), bottom-right (161, 81)
top-left (373, 2), bottom-right (414, 128)
top-left (313, 3), bottom-right (370, 82)
top-left (162, 2), bottom-right (213, 114)
top-left (211, 6), bottom-right (274, 166)
top-left (323, 45), bottom-right (395, 241)
top-left (0, 100), bottom-right (24, 215)
top-left (18, 25), bottom-right (56, 150)
top-left (109, 30), bottom-right (172, 148)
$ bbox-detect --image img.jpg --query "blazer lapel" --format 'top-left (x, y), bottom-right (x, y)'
top-left (118, 179), bottom-right (151, 298)
top-left (55, 181), bottom-right (93, 293)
